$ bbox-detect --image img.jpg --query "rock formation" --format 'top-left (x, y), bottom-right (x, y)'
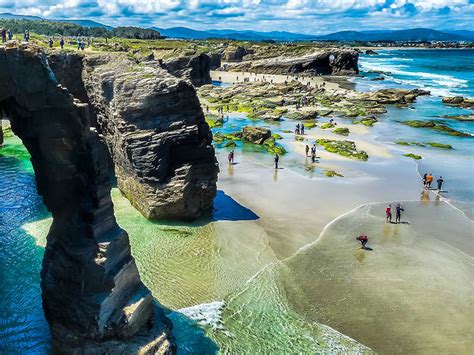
top-left (82, 54), bottom-right (219, 220)
top-left (242, 126), bottom-right (271, 144)
top-left (358, 88), bottom-right (430, 104)
top-left (0, 43), bottom-right (174, 353)
top-left (162, 53), bottom-right (212, 87)
top-left (442, 96), bottom-right (474, 109)
top-left (221, 46), bottom-right (252, 62)
top-left (225, 49), bottom-right (359, 76)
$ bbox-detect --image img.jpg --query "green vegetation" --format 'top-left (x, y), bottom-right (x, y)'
top-left (395, 141), bottom-right (425, 147)
top-left (316, 139), bottom-right (369, 161)
top-left (303, 122), bottom-right (317, 129)
top-left (263, 137), bottom-right (287, 155)
top-left (320, 123), bottom-right (335, 129)
top-left (333, 127), bottom-right (350, 136)
top-left (206, 114), bottom-right (223, 129)
top-left (224, 141), bottom-right (237, 148)
top-left (295, 136), bottom-right (305, 141)
top-left (395, 141), bottom-right (410, 146)
top-left (426, 142), bottom-right (453, 149)
top-left (324, 170), bottom-right (344, 177)
top-left (272, 133), bottom-right (283, 140)
top-left (353, 117), bottom-right (378, 126)
top-left (403, 120), bottom-right (470, 137)
top-left (0, 19), bottom-right (162, 39)
top-left (404, 153), bottom-right (422, 160)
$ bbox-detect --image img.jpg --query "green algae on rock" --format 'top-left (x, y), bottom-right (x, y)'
top-left (272, 133), bottom-right (283, 140)
top-left (404, 153), bottom-right (422, 160)
top-left (426, 142), bottom-right (453, 149)
top-left (320, 123), bottom-right (335, 129)
top-left (325, 170), bottom-right (344, 177)
top-left (333, 127), bottom-right (350, 136)
top-left (353, 117), bottom-right (378, 126)
top-left (402, 120), bottom-right (471, 137)
top-left (316, 139), bottom-right (369, 161)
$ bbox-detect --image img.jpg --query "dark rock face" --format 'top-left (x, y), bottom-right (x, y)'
top-left (222, 46), bottom-right (252, 62)
top-left (0, 44), bottom-right (174, 353)
top-left (82, 54), bottom-right (219, 220)
top-left (162, 53), bottom-right (212, 87)
top-left (209, 52), bottom-right (222, 70)
top-left (227, 49), bottom-right (359, 76)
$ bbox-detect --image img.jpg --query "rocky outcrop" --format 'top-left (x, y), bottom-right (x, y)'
top-left (358, 88), bottom-right (430, 104)
top-left (242, 126), bottom-right (271, 144)
top-left (442, 96), bottom-right (474, 109)
top-left (225, 49), bottom-right (359, 76)
top-left (365, 49), bottom-right (378, 55)
top-left (0, 43), bottom-right (174, 353)
top-left (83, 54), bottom-right (219, 220)
top-left (162, 53), bottom-right (212, 87)
top-left (209, 52), bottom-right (222, 70)
top-left (222, 46), bottom-right (252, 62)
top-left (47, 52), bottom-right (89, 104)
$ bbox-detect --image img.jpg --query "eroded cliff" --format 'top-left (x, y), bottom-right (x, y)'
top-left (82, 54), bottom-right (219, 220)
top-left (0, 43), bottom-right (174, 353)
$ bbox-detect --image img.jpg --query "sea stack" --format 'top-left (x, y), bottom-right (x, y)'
top-left (82, 53), bottom-right (219, 220)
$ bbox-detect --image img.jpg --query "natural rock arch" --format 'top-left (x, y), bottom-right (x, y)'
top-left (0, 44), bottom-right (173, 352)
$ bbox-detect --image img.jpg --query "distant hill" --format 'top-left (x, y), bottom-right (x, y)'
top-left (153, 26), bottom-right (471, 42)
top-left (0, 12), bottom-right (43, 21)
top-left (317, 28), bottom-right (466, 42)
top-left (0, 12), bottom-right (112, 30)
top-left (56, 19), bottom-right (113, 30)
top-left (0, 13), bottom-right (471, 42)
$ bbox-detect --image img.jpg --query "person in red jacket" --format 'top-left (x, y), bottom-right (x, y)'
top-left (385, 204), bottom-right (392, 223)
top-left (356, 235), bottom-right (368, 249)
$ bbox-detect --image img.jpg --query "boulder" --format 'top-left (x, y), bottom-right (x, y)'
top-left (442, 96), bottom-right (474, 109)
top-left (83, 53), bottom-right (219, 221)
top-left (359, 88), bottom-right (430, 104)
top-left (242, 126), bottom-right (271, 144)
top-left (365, 49), bottom-right (379, 55)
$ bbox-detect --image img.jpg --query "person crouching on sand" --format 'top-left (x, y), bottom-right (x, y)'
top-left (356, 235), bottom-right (369, 249)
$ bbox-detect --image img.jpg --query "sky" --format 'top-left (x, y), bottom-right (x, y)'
top-left (1, 0), bottom-right (473, 34)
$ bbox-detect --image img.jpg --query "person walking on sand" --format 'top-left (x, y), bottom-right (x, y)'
top-left (356, 235), bottom-right (369, 250)
top-left (395, 203), bottom-right (404, 224)
top-left (305, 145), bottom-right (310, 157)
top-left (426, 174), bottom-right (433, 189)
top-left (295, 124), bottom-right (300, 135)
top-left (59, 37), bottom-right (64, 49)
top-left (274, 154), bottom-right (279, 169)
top-left (301, 125), bottom-right (305, 135)
top-left (228, 151), bottom-right (233, 165)
top-left (437, 176), bottom-right (444, 192)
top-left (423, 173), bottom-right (428, 188)
top-left (311, 149), bottom-right (316, 163)
top-left (386, 204), bottom-right (392, 223)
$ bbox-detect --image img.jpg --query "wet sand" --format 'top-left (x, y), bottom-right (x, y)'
top-left (211, 70), bottom-right (344, 91)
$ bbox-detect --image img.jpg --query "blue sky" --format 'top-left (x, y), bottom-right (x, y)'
top-left (2, 1), bottom-right (473, 34)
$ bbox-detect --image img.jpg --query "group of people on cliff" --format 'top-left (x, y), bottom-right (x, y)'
top-left (1, 28), bottom-right (13, 42)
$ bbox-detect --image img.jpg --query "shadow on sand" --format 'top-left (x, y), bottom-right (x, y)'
top-left (212, 190), bottom-right (259, 222)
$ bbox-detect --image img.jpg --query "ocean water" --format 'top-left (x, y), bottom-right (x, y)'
top-left (355, 49), bottom-right (474, 219)
top-left (1, 49), bottom-right (473, 353)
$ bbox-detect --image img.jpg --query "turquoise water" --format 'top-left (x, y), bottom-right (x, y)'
top-left (355, 49), bottom-right (474, 218)
top-left (1, 49), bottom-right (473, 353)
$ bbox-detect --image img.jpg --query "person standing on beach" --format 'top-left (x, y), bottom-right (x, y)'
top-left (426, 174), bottom-right (433, 189)
top-left (301, 125), bottom-right (305, 135)
top-left (395, 203), bottom-right (404, 224)
top-left (437, 176), bottom-right (444, 192)
top-left (423, 173), bottom-right (428, 188)
top-left (356, 235), bottom-right (369, 250)
top-left (386, 204), bottom-right (392, 223)
top-left (274, 154), bottom-right (279, 169)
top-left (59, 37), bottom-right (64, 49)
top-left (305, 145), bottom-right (310, 157)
